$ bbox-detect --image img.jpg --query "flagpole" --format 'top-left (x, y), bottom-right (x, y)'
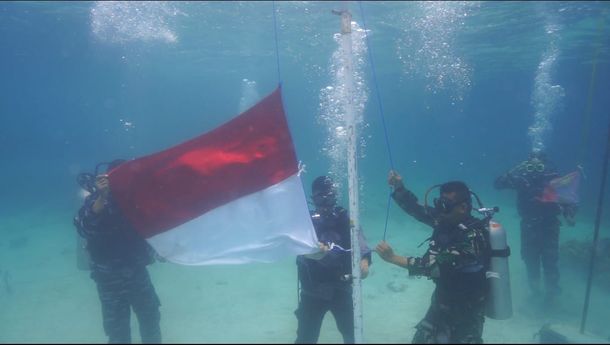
top-left (336, 8), bottom-right (364, 344)
top-left (580, 122), bottom-right (610, 334)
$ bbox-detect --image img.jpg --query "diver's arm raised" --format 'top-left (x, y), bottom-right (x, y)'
top-left (389, 170), bottom-right (435, 227)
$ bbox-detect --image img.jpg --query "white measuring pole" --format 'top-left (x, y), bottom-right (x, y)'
top-left (338, 9), bottom-right (364, 344)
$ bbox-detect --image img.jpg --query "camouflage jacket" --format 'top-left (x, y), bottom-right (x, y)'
top-left (74, 192), bottom-right (155, 271)
top-left (392, 184), bottom-right (490, 300)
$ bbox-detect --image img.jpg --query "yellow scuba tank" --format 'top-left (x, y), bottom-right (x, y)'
top-left (485, 220), bottom-right (513, 320)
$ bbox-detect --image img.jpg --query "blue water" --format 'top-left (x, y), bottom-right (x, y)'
top-left (1, 1), bottom-right (610, 343)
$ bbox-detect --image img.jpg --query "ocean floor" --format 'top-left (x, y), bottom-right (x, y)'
top-left (1, 198), bottom-right (609, 343)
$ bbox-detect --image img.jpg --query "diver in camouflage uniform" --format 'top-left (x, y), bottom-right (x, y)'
top-left (494, 151), bottom-right (576, 306)
top-left (376, 170), bottom-right (490, 344)
top-left (74, 160), bottom-right (162, 344)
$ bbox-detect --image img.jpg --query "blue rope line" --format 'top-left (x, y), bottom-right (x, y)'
top-left (358, 1), bottom-right (394, 170)
top-left (383, 193), bottom-right (392, 241)
top-left (358, 1), bottom-right (395, 241)
top-left (272, 1), bottom-right (282, 85)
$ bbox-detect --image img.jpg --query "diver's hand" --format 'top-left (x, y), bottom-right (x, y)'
top-left (375, 241), bottom-right (410, 268)
top-left (375, 241), bottom-right (397, 263)
top-left (92, 175), bottom-right (110, 214)
top-left (95, 174), bottom-right (110, 198)
top-left (360, 259), bottom-right (370, 279)
top-left (304, 242), bottom-right (331, 260)
top-left (561, 204), bottom-right (577, 227)
top-left (388, 170), bottom-right (404, 190)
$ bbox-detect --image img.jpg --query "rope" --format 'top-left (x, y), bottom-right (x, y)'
top-left (272, 1), bottom-right (282, 85)
top-left (382, 193), bottom-right (392, 241)
top-left (357, 2), bottom-right (395, 170)
top-left (358, 1), bottom-right (395, 241)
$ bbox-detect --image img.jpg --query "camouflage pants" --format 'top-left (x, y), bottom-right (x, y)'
top-left (412, 289), bottom-right (485, 344)
top-left (520, 219), bottom-right (560, 296)
top-left (91, 265), bottom-right (161, 344)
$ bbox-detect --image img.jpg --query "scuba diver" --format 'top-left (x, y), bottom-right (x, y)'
top-left (376, 170), bottom-right (499, 344)
top-left (494, 151), bottom-right (577, 308)
top-left (295, 175), bottom-right (372, 344)
top-left (74, 159), bottom-right (162, 344)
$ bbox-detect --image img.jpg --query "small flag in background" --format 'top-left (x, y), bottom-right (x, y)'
top-left (107, 86), bottom-right (319, 265)
top-left (539, 170), bottom-right (581, 205)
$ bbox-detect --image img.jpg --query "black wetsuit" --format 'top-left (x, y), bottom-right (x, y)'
top-left (494, 162), bottom-right (567, 297)
top-left (75, 193), bottom-right (161, 344)
top-left (392, 185), bottom-right (490, 344)
top-left (295, 206), bottom-right (371, 344)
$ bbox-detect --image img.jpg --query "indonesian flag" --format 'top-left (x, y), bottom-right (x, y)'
top-left (107, 86), bottom-right (319, 265)
top-left (539, 170), bottom-right (581, 205)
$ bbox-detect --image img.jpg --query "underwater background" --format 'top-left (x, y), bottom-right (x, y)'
top-left (1, 1), bottom-right (610, 343)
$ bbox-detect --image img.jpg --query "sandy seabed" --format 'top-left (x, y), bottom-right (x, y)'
top-left (1, 199), bottom-right (609, 344)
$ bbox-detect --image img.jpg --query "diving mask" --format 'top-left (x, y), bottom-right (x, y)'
top-left (433, 196), bottom-right (463, 214)
top-left (524, 159), bottom-right (545, 173)
top-left (312, 191), bottom-right (337, 209)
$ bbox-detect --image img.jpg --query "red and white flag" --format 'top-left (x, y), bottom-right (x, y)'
top-left (107, 87), bottom-right (319, 265)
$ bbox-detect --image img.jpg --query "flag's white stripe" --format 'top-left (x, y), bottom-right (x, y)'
top-left (147, 174), bottom-right (319, 265)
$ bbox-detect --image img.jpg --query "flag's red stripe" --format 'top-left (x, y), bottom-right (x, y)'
top-left (108, 87), bottom-right (297, 238)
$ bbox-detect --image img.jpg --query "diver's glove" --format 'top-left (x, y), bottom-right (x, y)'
top-left (564, 212), bottom-right (576, 226)
top-left (388, 170), bottom-right (406, 191)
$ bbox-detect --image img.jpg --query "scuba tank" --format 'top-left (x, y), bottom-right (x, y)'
top-left (76, 232), bottom-right (91, 271)
top-left (74, 200), bottom-right (93, 271)
top-left (467, 193), bottom-right (513, 320)
top-left (423, 184), bottom-right (513, 319)
top-left (75, 170), bottom-right (96, 271)
top-left (74, 181), bottom-right (93, 271)
top-left (465, 201), bottom-right (513, 319)
top-left (485, 219), bottom-right (513, 320)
